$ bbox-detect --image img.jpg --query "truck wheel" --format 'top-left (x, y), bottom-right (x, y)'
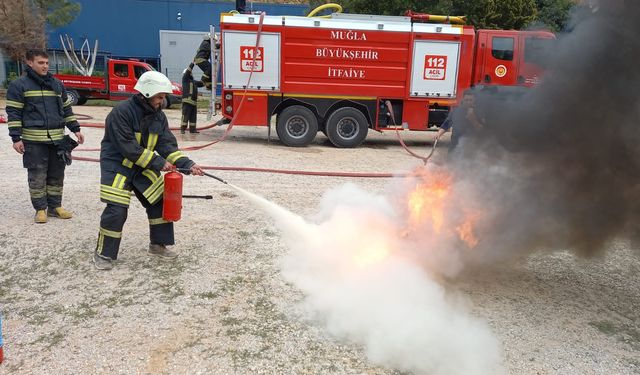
top-left (66, 90), bottom-right (80, 106)
top-left (76, 96), bottom-right (88, 105)
top-left (276, 106), bottom-right (318, 147)
top-left (325, 107), bottom-right (369, 148)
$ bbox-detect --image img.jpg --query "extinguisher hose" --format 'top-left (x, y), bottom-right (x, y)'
top-left (177, 168), bottom-right (228, 184)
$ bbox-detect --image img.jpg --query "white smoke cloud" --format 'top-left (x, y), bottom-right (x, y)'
top-left (238, 183), bottom-right (504, 374)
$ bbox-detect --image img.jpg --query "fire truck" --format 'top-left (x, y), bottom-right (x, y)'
top-left (219, 10), bottom-right (554, 147)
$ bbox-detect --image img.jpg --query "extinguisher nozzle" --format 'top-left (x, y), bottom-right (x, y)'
top-left (203, 172), bottom-right (228, 184)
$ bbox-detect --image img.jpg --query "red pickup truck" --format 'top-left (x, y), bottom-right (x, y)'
top-left (54, 59), bottom-right (182, 106)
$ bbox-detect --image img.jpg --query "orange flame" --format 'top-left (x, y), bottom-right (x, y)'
top-left (407, 170), bottom-right (452, 234)
top-left (405, 168), bottom-right (481, 248)
top-left (455, 213), bottom-right (480, 248)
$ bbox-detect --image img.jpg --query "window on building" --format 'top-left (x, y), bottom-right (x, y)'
top-left (492, 37), bottom-right (514, 61)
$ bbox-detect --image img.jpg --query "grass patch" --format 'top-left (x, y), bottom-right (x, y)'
top-left (196, 291), bottom-right (219, 300)
top-left (20, 305), bottom-right (50, 326)
top-left (81, 99), bottom-right (119, 107)
top-left (69, 302), bottom-right (98, 321)
top-left (262, 229), bottom-right (277, 237)
top-left (590, 320), bottom-right (640, 349)
top-left (31, 329), bottom-right (67, 350)
top-left (590, 320), bottom-right (617, 335)
top-left (220, 191), bottom-right (238, 199)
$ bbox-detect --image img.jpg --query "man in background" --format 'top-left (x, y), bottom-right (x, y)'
top-left (180, 63), bottom-right (204, 134)
top-left (6, 50), bottom-right (85, 223)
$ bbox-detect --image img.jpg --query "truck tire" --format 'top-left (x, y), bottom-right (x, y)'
top-left (66, 89), bottom-right (80, 106)
top-left (325, 107), bottom-right (369, 148)
top-left (276, 105), bottom-right (318, 147)
top-left (76, 96), bottom-right (88, 105)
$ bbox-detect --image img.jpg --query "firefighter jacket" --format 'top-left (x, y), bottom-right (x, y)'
top-left (5, 66), bottom-right (80, 144)
top-left (181, 64), bottom-right (204, 106)
top-left (100, 94), bottom-right (195, 207)
top-left (194, 39), bottom-right (211, 64)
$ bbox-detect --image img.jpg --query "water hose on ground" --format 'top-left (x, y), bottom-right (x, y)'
top-left (71, 155), bottom-right (406, 178)
top-left (385, 100), bottom-right (438, 165)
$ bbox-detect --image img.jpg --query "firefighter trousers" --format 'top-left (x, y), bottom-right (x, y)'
top-left (95, 189), bottom-right (174, 260)
top-left (22, 142), bottom-right (65, 211)
top-left (181, 104), bottom-right (197, 131)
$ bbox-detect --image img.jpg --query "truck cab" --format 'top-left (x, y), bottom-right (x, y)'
top-left (473, 30), bottom-right (555, 88)
top-left (55, 59), bottom-right (182, 106)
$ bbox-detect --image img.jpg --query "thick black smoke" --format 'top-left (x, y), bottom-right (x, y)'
top-left (451, 1), bottom-right (640, 259)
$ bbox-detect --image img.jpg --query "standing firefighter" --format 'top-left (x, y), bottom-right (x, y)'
top-left (193, 33), bottom-right (213, 90)
top-left (93, 71), bottom-right (204, 270)
top-left (6, 50), bottom-right (85, 223)
top-left (180, 63), bottom-right (204, 134)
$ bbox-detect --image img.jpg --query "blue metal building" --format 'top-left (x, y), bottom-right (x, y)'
top-left (48, 0), bottom-right (308, 66)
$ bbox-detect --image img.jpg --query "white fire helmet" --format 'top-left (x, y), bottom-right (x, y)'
top-left (134, 71), bottom-right (173, 98)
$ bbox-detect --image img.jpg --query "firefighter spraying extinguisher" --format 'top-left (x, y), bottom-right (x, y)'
top-left (93, 71), bottom-right (207, 271)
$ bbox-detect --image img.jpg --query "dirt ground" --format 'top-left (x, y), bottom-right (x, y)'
top-left (0, 102), bottom-right (638, 374)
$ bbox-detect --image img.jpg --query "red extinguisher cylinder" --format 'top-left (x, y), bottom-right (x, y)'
top-left (163, 171), bottom-right (183, 222)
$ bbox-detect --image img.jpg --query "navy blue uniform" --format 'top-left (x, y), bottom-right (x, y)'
top-left (6, 66), bottom-right (80, 210)
top-left (96, 94), bottom-right (196, 260)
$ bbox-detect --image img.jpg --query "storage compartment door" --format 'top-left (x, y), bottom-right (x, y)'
top-left (222, 31), bottom-right (280, 91)
top-left (231, 93), bottom-right (268, 126)
top-left (410, 41), bottom-right (460, 98)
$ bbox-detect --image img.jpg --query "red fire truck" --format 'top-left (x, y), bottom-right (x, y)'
top-left (54, 59), bottom-right (182, 106)
top-left (219, 11), bottom-right (554, 147)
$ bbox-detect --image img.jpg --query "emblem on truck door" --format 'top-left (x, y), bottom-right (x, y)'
top-left (495, 65), bottom-right (507, 78)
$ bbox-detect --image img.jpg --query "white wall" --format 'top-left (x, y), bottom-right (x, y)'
top-left (159, 29), bottom-right (210, 86)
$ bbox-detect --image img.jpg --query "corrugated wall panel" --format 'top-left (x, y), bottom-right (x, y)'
top-left (48, 1), bottom-right (307, 62)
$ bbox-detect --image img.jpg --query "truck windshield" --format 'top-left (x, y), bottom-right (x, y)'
top-left (134, 65), bottom-right (152, 79)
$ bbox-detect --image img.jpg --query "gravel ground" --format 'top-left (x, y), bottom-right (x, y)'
top-left (0, 102), bottom-right (638, 374)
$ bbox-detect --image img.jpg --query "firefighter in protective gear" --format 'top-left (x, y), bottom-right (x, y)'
top-left (193, 33), bottom-right (216, 90)
top-left (93, 71), bottom-right (204, 270)
top-left (6, 50), bottom-right (85, 223)
top-left (180, 63), bottom-right (204, 134)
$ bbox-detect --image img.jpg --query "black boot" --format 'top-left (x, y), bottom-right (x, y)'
top-left (180, 127), bottom-right (186, 134)
top-left (189, 127), bottom-right (199, 134)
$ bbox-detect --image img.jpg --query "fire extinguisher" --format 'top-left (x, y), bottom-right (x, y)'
top-left (163, 171), bottom-right (183, 222)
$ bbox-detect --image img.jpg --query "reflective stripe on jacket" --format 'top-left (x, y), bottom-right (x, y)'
top-left (100, 94), bottom-right (195, 206)
top-left (6, 66), bottom-right (80, 143)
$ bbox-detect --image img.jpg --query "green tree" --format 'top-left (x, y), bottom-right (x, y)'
top-left (340, 0), bottom-right (543, 30)
top-left (534, 0), bottom-right (575, 31)
top-left (34, 0), bottom-right (81, 28)
top-left (339, 0), bottom-right (445, 16)
top-left (0, 0), bottom-right (80, 60)
top-left (459, 0), bottom-right (538, 30)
